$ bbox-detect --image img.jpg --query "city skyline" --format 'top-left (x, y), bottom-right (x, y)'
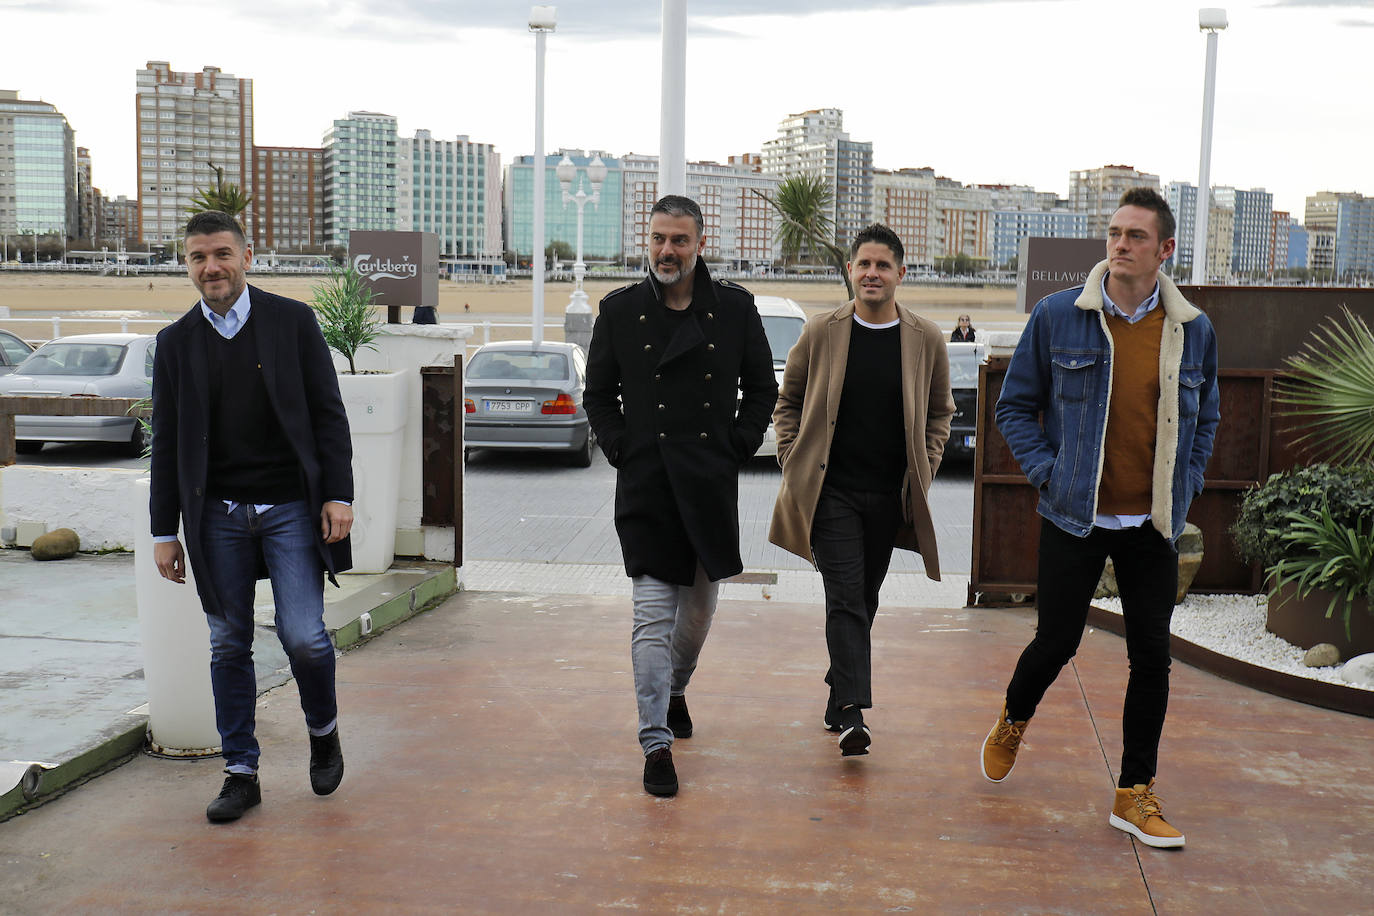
top-left (2, 0), bottom-right (1371, 219)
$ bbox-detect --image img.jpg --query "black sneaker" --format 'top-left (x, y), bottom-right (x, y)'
top-left (643, 747), bottom-right (679, 796)
top-left (823, 694), bottom-right (841, 732)
top-left (837, 707), bottom-right (871, 757)
top-left (206, 773), bottom-right (261, 823)
top-left (667, 694), bottom-right (693, 739)
top-left (309, 726), bottom-right (345, 796)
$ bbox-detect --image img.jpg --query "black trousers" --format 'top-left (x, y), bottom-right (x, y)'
top-left (1005, 517), bottom-right (1178, 788)
top-left (810, 483), bottom-right (902, 710)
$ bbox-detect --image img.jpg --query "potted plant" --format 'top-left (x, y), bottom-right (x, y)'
top-left (311, 263), bottom-right (408, 574)
top-left (1232, 307), bottom-right (1374, 656)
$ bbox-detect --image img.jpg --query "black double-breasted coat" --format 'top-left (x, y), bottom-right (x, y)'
top-left (585, 263), bottom-right (777, 585)
top-left (149, 285), bottom-right (354, 616)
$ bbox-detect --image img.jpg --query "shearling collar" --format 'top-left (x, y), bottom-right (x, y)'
top-left (1074, 259), bottom-right (1202, 324)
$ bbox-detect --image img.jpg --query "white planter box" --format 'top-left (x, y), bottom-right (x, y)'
top-left (338, 370), bottom-right (409, 574)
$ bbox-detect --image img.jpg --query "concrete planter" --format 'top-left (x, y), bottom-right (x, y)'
top-left (1266, 581), bottom-right (1374, 659)
top-left (132, 478), bottom-right (220, 756)
top-left (338, 369), bottom-right (409, 574)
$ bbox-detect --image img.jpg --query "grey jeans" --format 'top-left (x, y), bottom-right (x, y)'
top-left (630, 564), bottom-right (720, 755)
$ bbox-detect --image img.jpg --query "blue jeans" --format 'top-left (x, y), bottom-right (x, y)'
top-left (200, 500), bottom-right (336, 772)
top-left (631, 564), bottom-right (719, 755)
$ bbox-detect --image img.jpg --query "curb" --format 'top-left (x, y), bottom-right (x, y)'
top-left (1086, 605), bottom-right (1374, 719)
top-left (1, 564), bottom-right (460, 823)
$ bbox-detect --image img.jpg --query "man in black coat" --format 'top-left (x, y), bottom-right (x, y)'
top-left (586, 195), bottom-right (777, 797)
top-left (150, 210), bottom-right (354, 823)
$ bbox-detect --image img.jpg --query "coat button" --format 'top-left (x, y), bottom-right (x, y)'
top-left (658, 403), bottom-right (666, 410)
top-left (644, 344), bottom-right (652, 351)
top-left (819, 463), bottom-right (825, 470)
top-left (658, 432), bottom-right (666, 439)
top-left (707, 343), bottom-right (715, 351)
top-left (654, 373), bottom-right (661, 380)
top-left (707, 312), bottom-right (714, 319)
top-left (703, 402), bottom-right (710, 409)
top-left (704, 373), bottom-right (712, 381)
top-left (194, 487), bottom-right (202, 496)
top-left (700, 432), bottom-right (708, 439)
top-left (639, 314), bottom-right (647, 322)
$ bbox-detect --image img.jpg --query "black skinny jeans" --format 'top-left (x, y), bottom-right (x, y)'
top-left (1005, 518), bottom-right (1178, 788)
top-left (810, 483), bottom-right (902, 710)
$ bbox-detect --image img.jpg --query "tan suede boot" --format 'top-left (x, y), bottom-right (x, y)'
top-left (1109, 779), bottom-right (1185, 848)
top-left (980, 703), bottom-right (1027, 782)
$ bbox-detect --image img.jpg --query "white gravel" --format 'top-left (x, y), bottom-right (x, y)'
top-left (1094, 593), bottom-right (1374, 692)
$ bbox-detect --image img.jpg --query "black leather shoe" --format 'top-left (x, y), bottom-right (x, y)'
top-left (309, 727), bottom-right (345, 796)
top-left (667, 694), bottom-right (693, 739)
top-left (643, 747), bottom-right (678, 797)
top-left (824, 694), bottom-right (841, 732)
top-left (837, 707), bottom-right (871, 757)
top-left (206, 773), bottom-right (261, 823)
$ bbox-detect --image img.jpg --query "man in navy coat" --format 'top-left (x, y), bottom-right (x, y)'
top-left (150, 210), bottom-right (354, 823)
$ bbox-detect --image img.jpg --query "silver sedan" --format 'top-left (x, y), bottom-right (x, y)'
top-left (463, 340), bottom-right (595, 467)
top-left (0, 333), bottom-right (156, 455)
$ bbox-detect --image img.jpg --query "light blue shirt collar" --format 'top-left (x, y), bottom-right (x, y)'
top-left (1100, 274), bottom-right (1160, 324)
top-left (201, 286), bottom-right (252, 339)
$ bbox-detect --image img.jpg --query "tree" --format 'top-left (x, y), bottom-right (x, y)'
top-left (186, 161), bottom-right (253, 220)
top-left (753, 175), bottom-right (853, 298)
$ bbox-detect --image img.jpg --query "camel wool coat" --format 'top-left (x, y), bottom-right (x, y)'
top-left (767, 301), bottom-right (954, 580)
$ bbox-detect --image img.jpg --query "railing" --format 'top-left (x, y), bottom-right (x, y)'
top-left (0, 396), bottom-right (148, 466)
top-left (2, 316), bottom-right (168, 342)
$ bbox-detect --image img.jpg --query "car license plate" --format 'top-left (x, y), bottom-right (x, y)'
top-left (484, 399), bottom-right (532, 414)
top-left (964, 434), bottom-right (976, 449)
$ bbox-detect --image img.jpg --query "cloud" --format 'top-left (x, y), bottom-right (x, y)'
top-left (1268, 0), bottom-right (1374, 7)
top-left (1339, 16), bottom-right (1374, 23)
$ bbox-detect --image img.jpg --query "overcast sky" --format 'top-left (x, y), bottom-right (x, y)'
top-left (3, 0), bottom-right (1370, 218)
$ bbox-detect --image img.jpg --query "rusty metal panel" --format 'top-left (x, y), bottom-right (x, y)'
top-left (1179, 286), bottom-right (1374, 371)
top-left (420, 358), bottom-right (463, 566)
top-left (0, 396), bottom-right (148, 466)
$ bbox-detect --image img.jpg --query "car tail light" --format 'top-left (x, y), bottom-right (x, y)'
top-left (464, 398), bottom-right (475, 413)
top-left (541, 393), bottom-right (577, 415)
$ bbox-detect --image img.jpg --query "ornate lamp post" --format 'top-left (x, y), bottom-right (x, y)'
top-left (556, 154), bottom-right (607, 315)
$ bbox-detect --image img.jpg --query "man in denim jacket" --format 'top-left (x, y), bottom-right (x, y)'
top-left (982, 188), bottom-right (1219, 849)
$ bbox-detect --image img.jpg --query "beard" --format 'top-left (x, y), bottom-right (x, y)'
top-left (651, 250), bottom-right (697, 288)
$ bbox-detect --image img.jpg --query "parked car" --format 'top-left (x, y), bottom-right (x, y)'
top-left (0, 329), bottom-right (34, 375)
top-left (0, 333), bottom-right (157, 455)
top-left (463, 340), bottom-right (595, 466)
top-left (753, 296), bottom-right (807, 458)
top-left (944, 341), bottom-right (987, 461)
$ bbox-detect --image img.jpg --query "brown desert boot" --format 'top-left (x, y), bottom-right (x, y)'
top-left (1109, 779), bottom-right (1186, 849)
top-left (981, 703), bottom-right (1027, 782)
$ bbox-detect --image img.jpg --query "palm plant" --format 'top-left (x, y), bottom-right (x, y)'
top-left (186, 162), bottom-right (253, 220)
top-left (753, 175), bottom-right (853, 298)
top-left (1274, 306), bottom-right (1374, 464)
top-left (311, 263), bottom-right (384, 374)
top-left (1267, 506), bottom-right (1374, 641)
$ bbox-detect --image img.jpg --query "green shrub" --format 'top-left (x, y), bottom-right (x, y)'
top-left (311, 263), bottom-right (384, 375)
top-left (1231, 463), bottom-right (1374, 568)
top-left (1267, 506), bottom-right (1374, 641)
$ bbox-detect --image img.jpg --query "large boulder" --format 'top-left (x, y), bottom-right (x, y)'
top-left (1340, 653), bottom-right (1374, 687)
top-left (31, 527), bottom-right (80, 561)
top-left (1303, 643), bottom-right (1342, 668)
top-left (1094, 522), bottom-right (1203, 604)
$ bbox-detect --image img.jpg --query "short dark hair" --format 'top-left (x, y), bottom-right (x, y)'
top-left (650, 195), bottom-right (704, 239)
top-left (185, 210), bottom-right (247, 246)
top-left (1117, 188), bottom-right (1175, 242)
top-left (849, 223), bottom-right (904, 265)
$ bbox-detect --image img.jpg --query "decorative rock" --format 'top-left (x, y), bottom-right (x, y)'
top-left (1093, 523), bottom-right (1204, 605)
top-left (1303, 643), bottom-right (1342, 668)
top-left (1340, 653), bottom-right (1374, 686)
top-left (30, 527), bottom-right (80, 561)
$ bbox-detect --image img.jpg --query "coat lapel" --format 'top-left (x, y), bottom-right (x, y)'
top-left (898, 308), bottom-right (924, 438)
top-left (825, 303), bottom-right (854, 427)
top-left (248, 286), bottom-right (280, 402)
top-left (187, 312), bottom-right (211, 415)
top-left (657, 312), bottom-right (706, 367)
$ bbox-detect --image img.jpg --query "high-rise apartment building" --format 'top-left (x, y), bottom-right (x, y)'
top-left (1214, 186), bottom-right (1274, 277)
top-left (1204, 203), bottom-right (1234, 283)
top-left (761, 108), bottom-right (873, 250)
top-left (1165, 181), bottom-right (1198, 273)
top-left (872, 168), bottom-right (938, 266)
top-left (0, 89), bottom-right (77, 241)
top-left (249, 146), bottom-right (323, 252)
top-left (934, 179), bottom-right (993, 264)
top-left (619, 153), bottom-right (780, 268)
top-left (989, 208), bottom-right (1087, 270)
top-left (1268, 210), bottom-right (1290, 276)
top-left (503, 150), bottom-right (623, 264)
top-left (1286, 216), bottom-right (1308, 270)
top-left (1305, 191), bottom-right (1374, 280)
top-left (397, 129), bottom-right (501, 260)
top-left (135, 62), bottom-right (253, 245)
top-left (101, 195), bottom-right (138, 245)
top-left (1069, 164), bottom-right (1159, 238)
top-left (322, 111), bottom-right (398, 250)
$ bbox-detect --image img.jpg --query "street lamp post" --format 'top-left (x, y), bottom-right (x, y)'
top-left (529, 5), bottom-right (557, 345)
top-left (556, 154), bottom-right (607, 315)
top-left (1191, 8), bottom-right (1228, 286)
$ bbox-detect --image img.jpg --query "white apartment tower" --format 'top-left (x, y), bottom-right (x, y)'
top-left (322, 111), bottom-right (398, 250)
top-left (135, 62), bottom-right (253, 244)
top-left (396, 129), bottom-right (502, 260)
top-left (1069, 164), bottom-right (1159, 238)
top-left (761, 108), bottom-right (873, 250)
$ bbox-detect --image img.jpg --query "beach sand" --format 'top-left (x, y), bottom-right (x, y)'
top-left (0, 272), bottom-right (1022, 342)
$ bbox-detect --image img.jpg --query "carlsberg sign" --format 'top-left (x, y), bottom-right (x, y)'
top-left (348, 231), bottom-right (439, 314)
